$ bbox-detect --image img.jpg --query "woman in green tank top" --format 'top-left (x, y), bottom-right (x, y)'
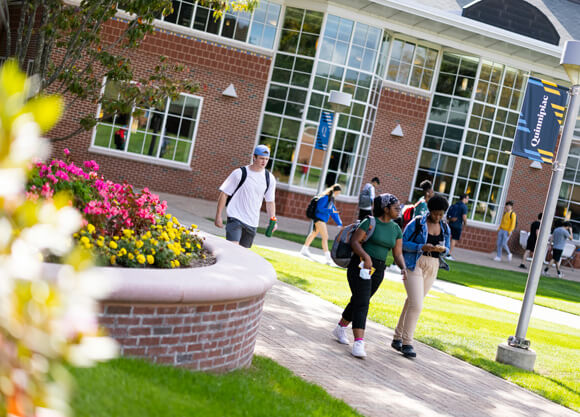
top-left (331, 193), bottom-right (408, 359)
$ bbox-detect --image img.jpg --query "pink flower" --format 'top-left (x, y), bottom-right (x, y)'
top-left (46, 174), bottom-right (58, 184)
top-left (64, 148), bottom-right (70, 156)
top-left (83, 160), bottom-right (100, 172)
top-left (55, 170), bottom-right (69, 181)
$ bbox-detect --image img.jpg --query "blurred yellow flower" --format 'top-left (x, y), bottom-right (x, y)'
top-left (118, 248), bottom-right (127, 256)
top-left (137, 254), bottom-right (145, 264)
top-left (136, 240), bottom-right (144, 249)
top-left (172, 216), bottom-right (179, 224)
top-left (87, 224), bottom-right (96, 234)
top-left (110, 255), bottom-right (117, 264)
top-left (96, 240), bottom-right (104, 247)
top-left (196, 243), bottom-right (201, 249)
top-left (147, 254), bottom-right (154, 264)
top-left (174, 259), bottom-right (180, 267)
top-left (128, 253), bottom-right (134, 260)
top-left (109, 241), bottom-right (118, 249)
top-left (165, 214), bottom-right (171, 219)
top-left (185, 242), bottom-right (191, 249)
top-left (167, 221), bottom-right (174, 228)
top-left (123, 229), bottom-right (132, 237)
top-left (191, 224), bottom-right (198, 229)
top-left (80, 236), bottom-right (90, 244)
top-left (113, 236), bottom-right (120, 241)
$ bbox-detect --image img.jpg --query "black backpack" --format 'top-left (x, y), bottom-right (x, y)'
top-left (306, 196), bottom-right (319, 220)
top-left (226, 167), bottom-right (270, 206)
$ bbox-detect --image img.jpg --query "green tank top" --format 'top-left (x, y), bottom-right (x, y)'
top-left (358, 217), bottom-right (402, 261)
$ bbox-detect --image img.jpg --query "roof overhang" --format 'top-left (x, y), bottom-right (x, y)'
top-left (330, 0), bottom-right (569, 81)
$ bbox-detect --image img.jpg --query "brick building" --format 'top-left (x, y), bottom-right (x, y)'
top-left (7, 0), bottom-right (580, 252)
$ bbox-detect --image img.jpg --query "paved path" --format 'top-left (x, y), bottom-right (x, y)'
top-left (255, 281), bottom-right (579, 417)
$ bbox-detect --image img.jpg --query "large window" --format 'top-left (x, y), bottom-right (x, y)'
top-left (92, 81), bottom-right (202, 165)
top-left (258, 10), bottom-right (384, 196)
top-left (414, 52), bottom-right (527, 225)
top-left (162, 0), bottom-right (281, 49)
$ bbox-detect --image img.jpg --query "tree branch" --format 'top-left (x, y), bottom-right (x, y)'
top-left (1, 0), bottom-right (11, 57)
top-left (19, 0), bottom-right (39, 68)
top-left (33, 2), bottom-right (49, 76)
top-left (48, 124), bottom-right (87, 142)
top-left (14, 0), bottom-right (29, 62)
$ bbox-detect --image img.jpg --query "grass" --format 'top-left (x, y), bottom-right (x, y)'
top-left (230, 222), bottom-right (579, 316)
top-left (253, 247), bottom-right (580, 412)
top-left (70, 356), bottom-right (363, 417)
top-left (437, 260), bottom-right (580, 316)
top-left (204, 217), bottom-right (333, 251)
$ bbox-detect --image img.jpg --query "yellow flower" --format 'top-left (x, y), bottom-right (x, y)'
top-left (128, 253), bottom-right (134, 260)
top-left (196, 243), bottom-right (201, 249)
top-left (83, 241), bottom-right (92, 249)
top-left (168, 230), bottom-right (176, 240)
top-left (150, 249), bottom-right (156, 255)
top-left (109, 241), bottom-right (118, 249)
top-left (87, 224), bottom-right (95, 234)
top-left (191, 224), bottom-right (198, 229)
top-left (118, 248), bottom-right (127, 256)
top-left (123, 229), bottom-right (132, 237)
top-left (185, 242), bottom-right (191, 249)
top-left (80, 236), bottom-right (90, 244)
top-left (167, 221), bottom-right (174, 228)
top-left (151, 239), bottom-right (158, 246)
top-left (110, 255), bottom-right (116, 265)
top-left (113, 236), bottom-right (120, 241)
top-left (147, 255), bottom-right (154, 264)
top-left (165, 214), bottom-right (171, 219)
top-left (136, 240), bottom-right (144, 249)
top-left (137, 254), bottom-right (146, 264)
top-left (174, 259), bottom-right (180, 267)
top-left (172, 216), bottom-right (179, 225)
top-left (96, 240), bottom-right (104, 247)
top-left (161, 232), bottom-right (169, 241)
top-left (73, 233), bottom-right (79, 238)
top-left (146, 231), bottom-right (152, 238)
top-left (170, 260), bottom-right (175, 268)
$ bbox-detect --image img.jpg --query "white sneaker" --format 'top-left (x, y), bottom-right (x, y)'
top-left (493, 256), bottom-right (501, 262)
top-left (352, 340), bottom-right (366, 358)
top-left (332, 325), bottom-right (349, 345)
top-left (300, 247), bottom-right (312, 257)
top-left (324, 251), bottom-right (334, 266)
top-left (557, 271), bottom-right (563, 278)
top-left (507, 253), bottom-right (513, 261)
top-left (445, 255), bottom-right (455, 261)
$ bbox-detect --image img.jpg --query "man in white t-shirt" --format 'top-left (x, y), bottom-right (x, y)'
top-left (215, 145), bottom-right (277, 248)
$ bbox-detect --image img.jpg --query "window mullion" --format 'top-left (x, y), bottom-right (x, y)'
top-left (156, 98), bottom-right (170, 159)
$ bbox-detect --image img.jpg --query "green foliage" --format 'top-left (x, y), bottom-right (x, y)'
top-left (5, 0), bottom-right (257, 140)
top-left (253, 247), bottom-right (580, 412)
top-left (69, 356), bottom-right (363, 417)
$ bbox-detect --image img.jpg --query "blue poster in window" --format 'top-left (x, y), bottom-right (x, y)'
top-left (315, 111), bottom-right (334, 151)
top-left (512, 77), bottom-right (569, 164)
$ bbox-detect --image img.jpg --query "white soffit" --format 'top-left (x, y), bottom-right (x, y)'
top-left (332, 0), bottom-right (568, 79)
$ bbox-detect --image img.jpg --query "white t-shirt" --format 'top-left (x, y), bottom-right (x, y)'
top-left (219, 166), bottom-right (276, 227)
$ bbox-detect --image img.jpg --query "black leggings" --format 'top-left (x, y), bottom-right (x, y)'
top-left (341, 255), bottom-right (386, 329)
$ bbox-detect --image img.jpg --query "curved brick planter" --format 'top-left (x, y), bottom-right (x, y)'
top-left (43, 233), bottom-right (277, 372)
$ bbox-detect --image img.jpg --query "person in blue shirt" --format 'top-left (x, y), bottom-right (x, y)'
top-left (445, 194), bottom-right (469, 261)
top-left (300, 184), bottom-right (343, 264)
top-left (392, 194), bottom-right (450, 359)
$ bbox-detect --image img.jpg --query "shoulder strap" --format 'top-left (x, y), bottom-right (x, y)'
top-left (363, 216), bottom-right (376, 242)
top-left (226, 167), bottom-right (247, 206)
top-left (409, 217), bottom-right (423, 242)
top-left (264, 169), bottom-right (270, 195)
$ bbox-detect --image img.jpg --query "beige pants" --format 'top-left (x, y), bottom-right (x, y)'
top-left (394, 255), bottom-right (438, 345)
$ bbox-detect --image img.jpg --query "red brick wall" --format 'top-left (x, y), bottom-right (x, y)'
top-left (98, 294), bottom-right (265, 372)
top-left (48, 18), bottom-right (272, 202)
top-left (367, 87), bottom-right (431, 203)
top-left (274, 189), bottom-right (357, 225)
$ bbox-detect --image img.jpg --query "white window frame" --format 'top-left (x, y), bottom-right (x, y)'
top-left (89, 78), bottom-right (203, 170)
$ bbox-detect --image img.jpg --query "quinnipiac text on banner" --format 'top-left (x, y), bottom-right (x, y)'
top-left (512, 77), bottom-right (568, 164)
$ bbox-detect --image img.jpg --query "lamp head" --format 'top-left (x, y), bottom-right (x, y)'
top-left (328, 91), bottom-right (352, 113)
top-left (560, 40), bottom-right (580, 85)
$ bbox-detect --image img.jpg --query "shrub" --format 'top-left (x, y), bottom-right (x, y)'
top-left (27, 152), bottom-right (206, 268)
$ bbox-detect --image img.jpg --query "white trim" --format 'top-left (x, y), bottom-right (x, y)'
top-left (368, 0), bottom-right (561, 57)
top-left (381, 80), bottom-right (432, 98)
top-left (276, 182), bottom-right (359, 203)
top-left (88, 146), bottom-right (194, 171)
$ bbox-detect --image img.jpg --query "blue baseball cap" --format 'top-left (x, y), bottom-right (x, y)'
top-left (254, 144), bottom-right (270, 156)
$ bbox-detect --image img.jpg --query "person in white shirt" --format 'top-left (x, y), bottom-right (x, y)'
top-left (358, 177), bottom-right (380, 220)
top-left (215, 145), bottom-right (277, 248)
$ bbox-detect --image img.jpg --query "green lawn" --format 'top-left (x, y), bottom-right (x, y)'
top-left (70, 356), bottom-right (362, 417)
top-left (253, 247), bottom-right (580, 412)
top-left (437, 260), bottom-right (580, 316)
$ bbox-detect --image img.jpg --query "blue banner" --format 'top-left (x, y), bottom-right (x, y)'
top-left (512, 77), bottom-right (568, 164)
top-left (315, 111), bottom-right (334, 151)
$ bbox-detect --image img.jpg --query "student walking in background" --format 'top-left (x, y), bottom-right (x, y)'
top-left (414, 179), bottom-right (434, 218)
top-left (494, 201), bottom-right (516, 262)
top-left (445, 194), bottom-right (469, 261)
top-left (332, 194), bottom-right (407, 359)
top-left (520, 213), bottom-right (542, 269)
top-left (358, 177), bottom-right (380, 220)
top-left (300, 184), bottom-right (343, 264)
top-left (392, 194), bottom-right (450, 359)
top-left (544, 221), bottom-right (573, 278)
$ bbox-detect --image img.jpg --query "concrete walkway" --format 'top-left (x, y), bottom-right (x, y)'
top-left (255, 282), bottom-right (578, 417)
top-left (159, 191), bottom-right (580, 417)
